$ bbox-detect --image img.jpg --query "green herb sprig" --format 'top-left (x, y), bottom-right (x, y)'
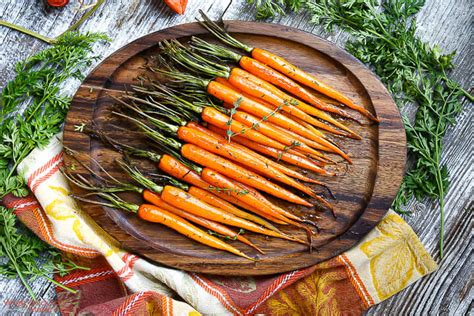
top-left (0, 31), bottom-right (108, 298)
top-left (248, 0), bottom-right (472, 257)
top-left (0, 207), bottom-right (88, 299)
top-left (0, 31), bottom-right (109, 198)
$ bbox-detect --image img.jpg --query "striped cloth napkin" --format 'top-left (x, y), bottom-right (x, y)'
top-left (1, 134), bottom-right (437, 315)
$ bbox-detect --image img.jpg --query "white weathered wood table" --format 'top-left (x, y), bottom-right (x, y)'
top-left (0, 0), bottom-right (472, 314)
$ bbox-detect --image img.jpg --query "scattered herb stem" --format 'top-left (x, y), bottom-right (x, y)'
top-left (248, 0), bottom-right (472, 258)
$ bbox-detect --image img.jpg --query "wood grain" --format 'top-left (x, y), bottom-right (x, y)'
top-left (0, 0), bottom-right (471, 314)
top-left (62, 21), bottom-right (405, 275)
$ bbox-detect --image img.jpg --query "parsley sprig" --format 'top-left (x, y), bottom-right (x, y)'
top-left (249, 0), bottom-right (473, 257)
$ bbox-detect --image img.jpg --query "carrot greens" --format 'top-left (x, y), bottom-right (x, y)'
top-left (247, 0), bottom-right (472, 257)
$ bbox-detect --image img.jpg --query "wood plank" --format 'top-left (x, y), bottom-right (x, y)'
top-left (0, 0), bottom-right (471, 314)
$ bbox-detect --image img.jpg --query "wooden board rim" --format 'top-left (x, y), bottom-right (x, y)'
top-left (64, 21), bottom-right (406, 275)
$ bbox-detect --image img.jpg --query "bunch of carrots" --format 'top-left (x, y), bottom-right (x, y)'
top-left (68, 12), bottom-right (378, 260)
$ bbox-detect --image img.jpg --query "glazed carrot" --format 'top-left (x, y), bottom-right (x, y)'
top-left (206, 81), bottom-right (351, 162)
top-left (201, 168), bottom-right (303, 223)
top-left (190, 37), bottom-right (358, 120)
top-left (177, 126), bottom-right (323, 201)
top-left (161, 186), bottom-right (305, 243)
top-left (186, 121), bottom-right (330, 181)
top-left (208, 125), bottom-right (335, 176)
top-left (86, 127), bottom-right (287, 230)
top-left (201, 107), bottom-right (326, 155)
top-left (180, 143), bottom-right (313, 206)
top-left (142, 190), bottom-right (264, 253)
top-left (115, 110), bottom-right (313, 206)
top-left (156, 154), bottom-right (281, 230)
top-left (251, 48), bottom-right (379, 122)
top-left (138, 204), bottom-right (254, 259)
top-left (188, 184), bottom-right (287, 225)
top-left (164, 43), bottom-right (353, 138)
top-left (151, 67), bottom-right (350, 161)
top-left (229, 68), bottom-right (362, 139)
top-left (196, 12), bottom-right (378, 122)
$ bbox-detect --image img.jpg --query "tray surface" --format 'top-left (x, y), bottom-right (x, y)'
top-left (63, 21), bottom-right (406, 275)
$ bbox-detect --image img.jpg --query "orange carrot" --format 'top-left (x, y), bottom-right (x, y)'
top-left (228, 68), bottom-right (361, 139)
top-left (186, 121), bottom-right (330, 180)
top-left (201, 106), bottom-right (324, 159)
top-left (207, 81), bottom-right (352, 162)
top-left (177, 126), bottom-right (323, 201)
top-left (143, 190), bottom-right (264, 253)
top-left (163, 0), bottom-right (188, 15)
top-left (190, 37), bottom-right (360, 121)
top-left (238, 55), bottom-right (361, 120)
top-left (201, 168), bottom-right (302, 222)
top-left (196, 14), bottom-right (377, 121)
top-left (208, 125), bottom-right (335, 176)
top-left (250, 48), bottom-right (379, 122)
top-left (180, 143), bottom-right (312, 206)
top-left (161, 186), bottom-right (305, 243)
top-left (138, 204), bottom-right (254, 259)
top-left (157, 154), bottom-right (280, 230)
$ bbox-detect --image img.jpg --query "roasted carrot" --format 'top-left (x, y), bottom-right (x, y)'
top-left (162, 41), bottom-right (355, 138)
top-left (139, 204), bottom-right (254, 259)
top-left (142, 190), bottom-right (264, 253)
top-left (156, 154), bottom-right (286, 227)
top-left (251, 48), bottom-right (379, 122)
top-left (208, 125), bottom-right (335, 176)
top-left (87, 129), bottom-right (282, 231)
top-left (177, 126), bottom-right (325, 202)
top-left (206, 81), bottom-right (352, 162)
top-left (180, 143), bottom-right (313, 206)
top-left (229, 68), bottom-right (362, 139)
top-left (114, 110), bottom-right (314, 205)
top-left (201, 168), bottom-right (304, 223)
top-left (190, 37), bottom-right (359, 120)
top-left (161, 185), bottom-right (305, 243)
top-left (197, 11), bottom-right (378, 122)
top-left (186, 121), bottom-right (331, 181)
top-left (72, 188), bottom-right (254, 259)
top-left (151, 68), bottom-right (350, 161)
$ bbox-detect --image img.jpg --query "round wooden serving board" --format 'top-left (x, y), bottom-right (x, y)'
top-left (63, 21), bottom-right (406, 275)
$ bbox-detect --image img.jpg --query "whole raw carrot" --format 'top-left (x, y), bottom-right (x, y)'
top-left (142, 190), bottom-right (264, 253)
top-left (161, 186), bottom-right (305, 243)
top-left (177, 126), bottom-right (323, 201)
top-left (208, 125), bottom-right (335, 176)
top-left (180, 143), bottom-right (313, 206)
top-left (138, 204), bottom-right (254, 259)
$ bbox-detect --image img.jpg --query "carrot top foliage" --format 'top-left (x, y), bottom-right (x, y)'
top-left (248, 0), bottom-right (473, 257)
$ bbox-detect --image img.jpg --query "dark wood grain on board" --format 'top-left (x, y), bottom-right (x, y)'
top-left (63, 21), bottom-right (406, 275)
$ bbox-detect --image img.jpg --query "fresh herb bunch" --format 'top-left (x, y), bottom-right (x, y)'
top-left (0, 31), bottom-right (109, 198)
top-left (246, 0), bottom-right (303, 19)
top-left (249, 0), bottom-right (472, 257)
top-left (0, 31), bottom-right (108, 298)
top-left (0, 206), bottom-right (87, 299)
